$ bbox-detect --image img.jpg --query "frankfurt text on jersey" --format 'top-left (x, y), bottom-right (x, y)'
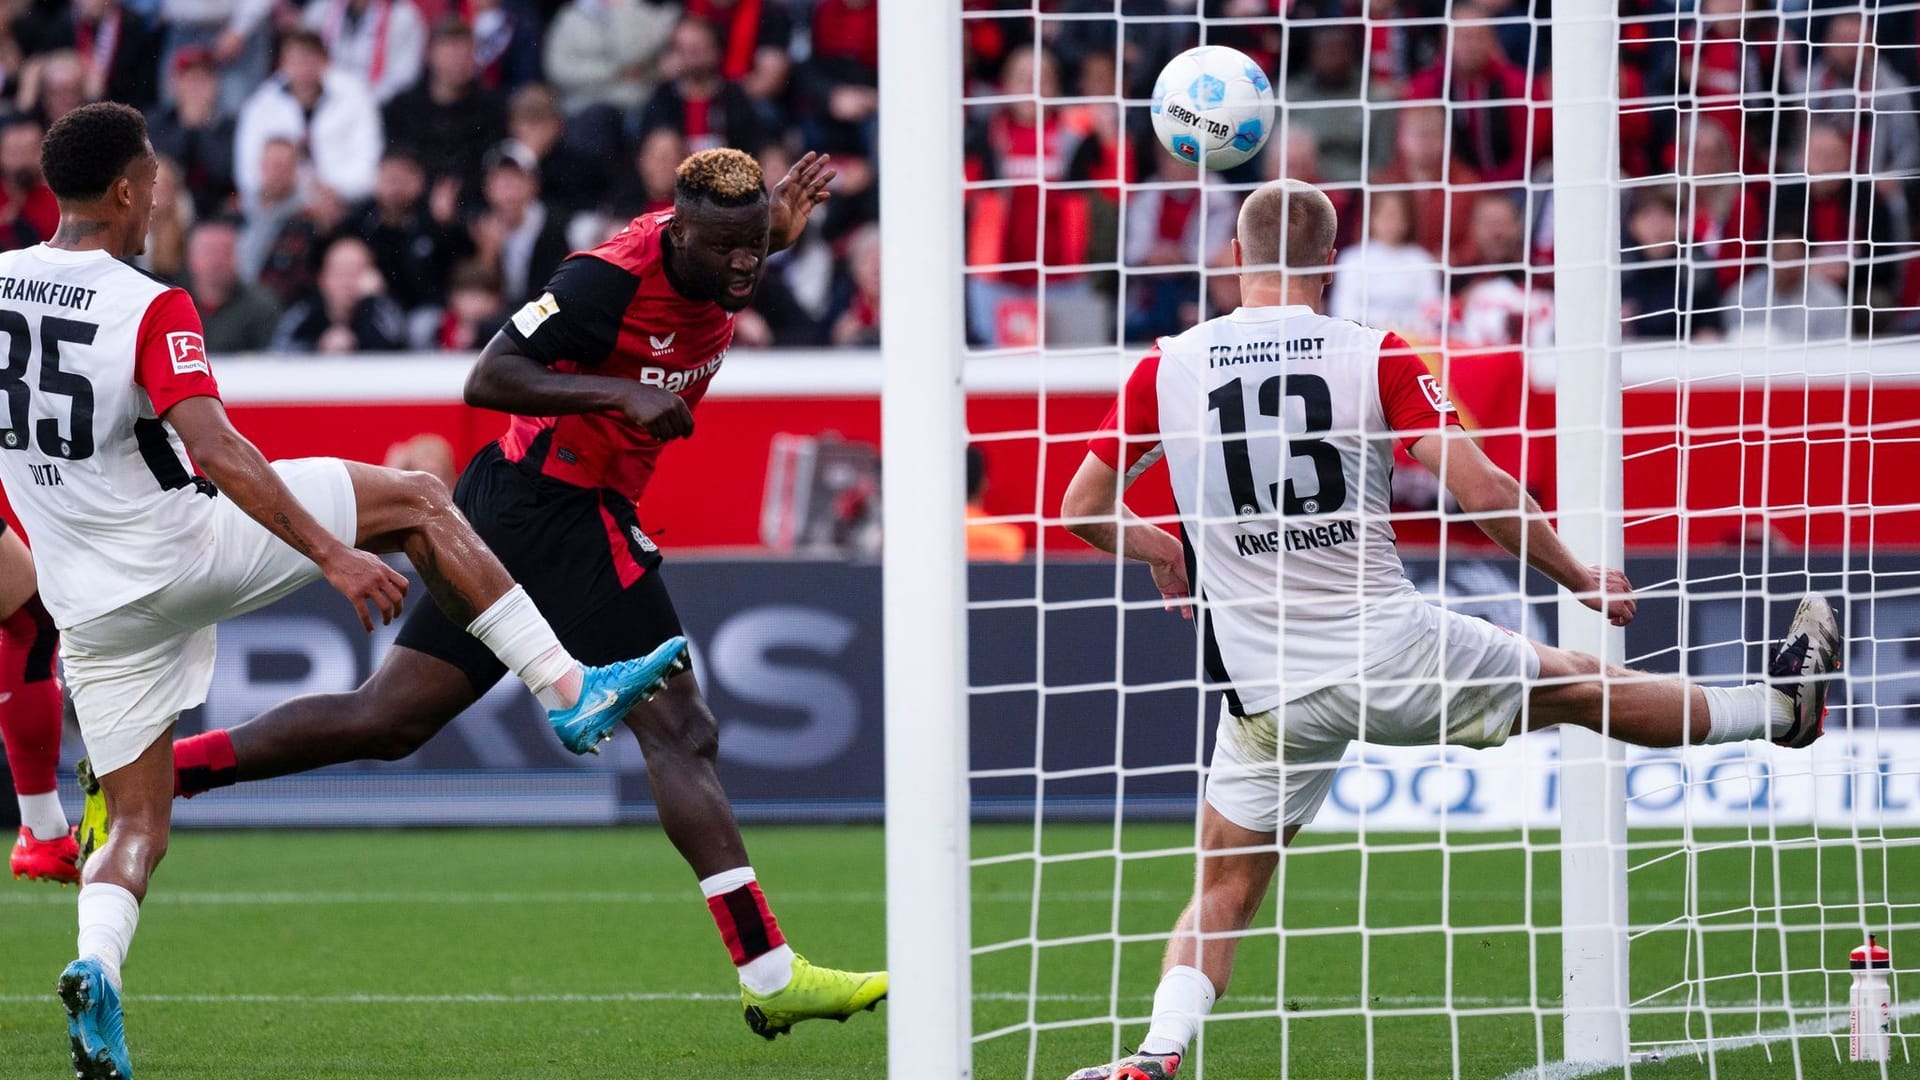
top-left (1209, 338), bottom-right (1324, 367)
top-left (0, 277), bottom-right (97, 310)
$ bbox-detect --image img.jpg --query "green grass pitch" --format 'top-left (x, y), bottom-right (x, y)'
top-left (0, 825), bottom-right (1911, 1078)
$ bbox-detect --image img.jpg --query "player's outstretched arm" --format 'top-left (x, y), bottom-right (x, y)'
top-left (1061, 453), bottom-right (1191, 618)
top-left (1407, 427), bottom-right (1636, 627)
top-left (465, 331), bottom-right (694, 441)
top-left (163, 396), bottom-right (408, 631)
top-left (767, 151), bottom-right (836, 254)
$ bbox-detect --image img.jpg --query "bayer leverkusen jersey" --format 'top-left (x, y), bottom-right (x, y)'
top-left (500, 212), bottom-right (735, 504)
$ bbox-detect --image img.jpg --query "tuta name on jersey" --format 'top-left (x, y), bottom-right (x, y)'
top-left (0, 277), bottom-right (97, 310)
top-left (1208, 338), bottom-right (1324, 368)
top-left (1235, 518), bottom-right (1358, 557)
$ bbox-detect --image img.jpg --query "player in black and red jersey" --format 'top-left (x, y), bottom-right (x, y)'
top-left (85, 148), bottom-right (885, 1038)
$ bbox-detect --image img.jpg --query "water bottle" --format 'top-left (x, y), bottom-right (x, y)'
top-left (1849, 935), bottom-right (1891, 1062)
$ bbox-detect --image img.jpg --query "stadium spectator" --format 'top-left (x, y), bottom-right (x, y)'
top-left (1123, 146), bottom-right (1237, 342)
top-left (1618, 187), bottom-right (1724, 342)
top-left (235, 29), bottom-right (385, 202)
top-left (147, 46), bottom-right (239, 219)
top-left (1673, 119), bottom-right (1755, 289)
top-left (158, 0), bottom-right (277, 115)
top-left (829, 222), bottom-right (881, 347)
top-left (1759, 122), bottom-right (1906, 322)
top-left (472, 139), bottom-right (567, 304)
top-left (0, 119), bottom-right (57, 252)
top-left (467, 0), bottom-right (543, 93)
top-left (607, 125), bottom-right (684, 217)
top-left (685, 0), bottom-right (792, 128)
top-left (57, 0), bottom-right (165, 111)
top-left (794, 0), bottom-right (877, 158)
top-left (15, 50), bottom-right (93, 127)
top-left (185, 218), bottom-right (283, 353)
top-left (142, 155), bottom-right (196, 281)
top-left (383, 17), bottom-right (507, 204)
top-left (963, 44), bottom-right (1103, 346)
top-left (1328, 189), bottom-right (1445, 341)
top-left (303, 0), bottom-right (429, 104)
top-left (638, 16), bottom-right (769, 155)
top-left (273, 234), bottom-right (409, 352)
top-left (1449, 191), bottom-right (1553, 348)
top-left (1733, 231), bottom-right (1849, 345)
top-left (504, 82), bottom-right (608, 220)
top-left (1370, 103), bottom-right (1482, 268)
top-left (1405, 0), bottom-right (1539, 182)
top-left (1790, 12), bottom-right (1918, 214)
top-left (237, 136), bottom-right (309, 281)
top-left (258, 180), bottom-right (353, 305)
top-left (341, 149), bottom-right (473, 321)
top-left (965, 446), bottom-right (1025, 562)
top-left (1283, 25), bottom-right (1395, 183)
top-left (434, 260), bottom-right (507, 350)
top-left (541, 0), bottom-right (677, 115)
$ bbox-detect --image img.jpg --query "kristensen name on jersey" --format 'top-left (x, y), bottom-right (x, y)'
top-left (1234, 518), bottom-right (1360, 557)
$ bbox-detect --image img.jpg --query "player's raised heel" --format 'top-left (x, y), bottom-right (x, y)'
top-left (1065, 1051), bottom-right (1182, 1080)
top-left (548, 635), bottom-right (692, 754)
top-left (1769, 594), bottom-right (1844, 749)
top-left (75, 758), bottom-right (109, 871)
top-left (10, 826), bottom-right (80, 885)
top-left (59, 957), bottom-right (133, 1080)
top-left (739, 955), bottom-right (887, 1040)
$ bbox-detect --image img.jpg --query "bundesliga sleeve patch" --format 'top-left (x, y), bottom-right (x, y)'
top-left (1416, 373), bottom-right (1455, 413)
top-left (511, 292), bottom-right (561, 337)
top-left (168, 332), bottom-right (209, 375)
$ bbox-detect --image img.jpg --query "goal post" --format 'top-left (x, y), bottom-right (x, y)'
top-left (879, 0), bottom-right (970, 1075)
top-left (1549, 0), bottom-right (1631, 1064)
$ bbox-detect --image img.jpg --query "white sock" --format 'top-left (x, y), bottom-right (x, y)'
top-left (19, 790), bottom-right (69, 840)
top-left (699, 867), bottom-right (796, 996)
top-left (465, 586), bottom-right (582, 708)
top-left (1138, 965), bottom-right (1216, 1057)
top-left (76, 883), bottom-right (141, 992)
top-left (1702, 683), bottom-right (1787, 744)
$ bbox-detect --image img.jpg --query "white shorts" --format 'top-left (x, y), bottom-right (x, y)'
top-left (1205, 605), bottom-right (1541, 833)
top-left (59, 458), bottom-right (358, 776)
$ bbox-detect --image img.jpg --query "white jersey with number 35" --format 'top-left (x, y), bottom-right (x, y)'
top-left (0, 245), bottom-right (221, 630)
top-left (1089, 304), bottom-right (1458, 716)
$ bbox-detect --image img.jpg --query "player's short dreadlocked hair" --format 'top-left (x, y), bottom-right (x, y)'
top-left (41, 102), bottom-right (149, 202)
top-left (674, 148), bottom-right (766, 209)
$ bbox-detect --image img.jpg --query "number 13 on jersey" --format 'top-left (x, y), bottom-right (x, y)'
top-left (1205, 372), bottom-right (1347, 520)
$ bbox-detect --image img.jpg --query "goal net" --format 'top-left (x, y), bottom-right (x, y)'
top-left (880, 1), bottom-right (1920, 1078)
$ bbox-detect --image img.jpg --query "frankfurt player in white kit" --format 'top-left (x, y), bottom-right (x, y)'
top-left (0, 103), bottom-right (689, 1079)
top-left (1058, 179), bottom-right (1845, 1080)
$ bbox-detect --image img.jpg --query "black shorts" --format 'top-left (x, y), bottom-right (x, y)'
top-left (394, 443), bottom-right (685, 693)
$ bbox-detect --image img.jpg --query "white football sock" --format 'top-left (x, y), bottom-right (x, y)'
top-left (465, 586), bottom-right (582, 709)
top-left (1138, 965), bottom-right (1215, 1057)
top-left (700, 868), bottom-right (796, 996)
top-left (76, 883), bottom-right (140, 991)
top-left (1702, 683), bottom-right (1787, 743)
top-left (19, 790), bottom-right (69, 841)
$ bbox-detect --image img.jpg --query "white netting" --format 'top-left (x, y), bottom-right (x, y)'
top-left (939, 1), bottom-right (1920, 1078)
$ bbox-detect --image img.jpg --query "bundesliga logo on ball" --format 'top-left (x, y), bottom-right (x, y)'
top-left (1150, 45), bottom-right (1275, 171)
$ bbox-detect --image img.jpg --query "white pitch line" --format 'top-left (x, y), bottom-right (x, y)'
top-left (1491, 1001), bottom-right (1920, 1080)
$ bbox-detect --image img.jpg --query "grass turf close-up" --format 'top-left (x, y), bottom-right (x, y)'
top-left (0, 825), bottom-right (1911, 1078)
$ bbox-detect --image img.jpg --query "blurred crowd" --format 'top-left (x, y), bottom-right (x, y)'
top-left (0, 0), bottom-right (1909, 356)
top-left (0, 0), bottom-right (879, 354)
top-left (963, 0), bottom-right (1920, 351)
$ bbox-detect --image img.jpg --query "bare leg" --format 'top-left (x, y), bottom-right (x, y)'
top-left (1163, 805), bottom-right (1298, 996)
top-left (345, 462), bottom-right (515, 625)
top-left (227, 648), bottom-right (479, 782)
top-left (1519, 643), bottom-right (1710, 747)
top-left (84, 727), bottom-right (175, 902)
top-left (622, 671), bottom-right (749, 878)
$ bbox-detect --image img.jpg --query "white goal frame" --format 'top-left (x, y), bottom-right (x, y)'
top-left (878, 2), bottom-right (1630, 1075)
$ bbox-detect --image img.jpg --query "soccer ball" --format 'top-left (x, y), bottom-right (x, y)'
top-left (1150, 45), bottom-right (1274, 171)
